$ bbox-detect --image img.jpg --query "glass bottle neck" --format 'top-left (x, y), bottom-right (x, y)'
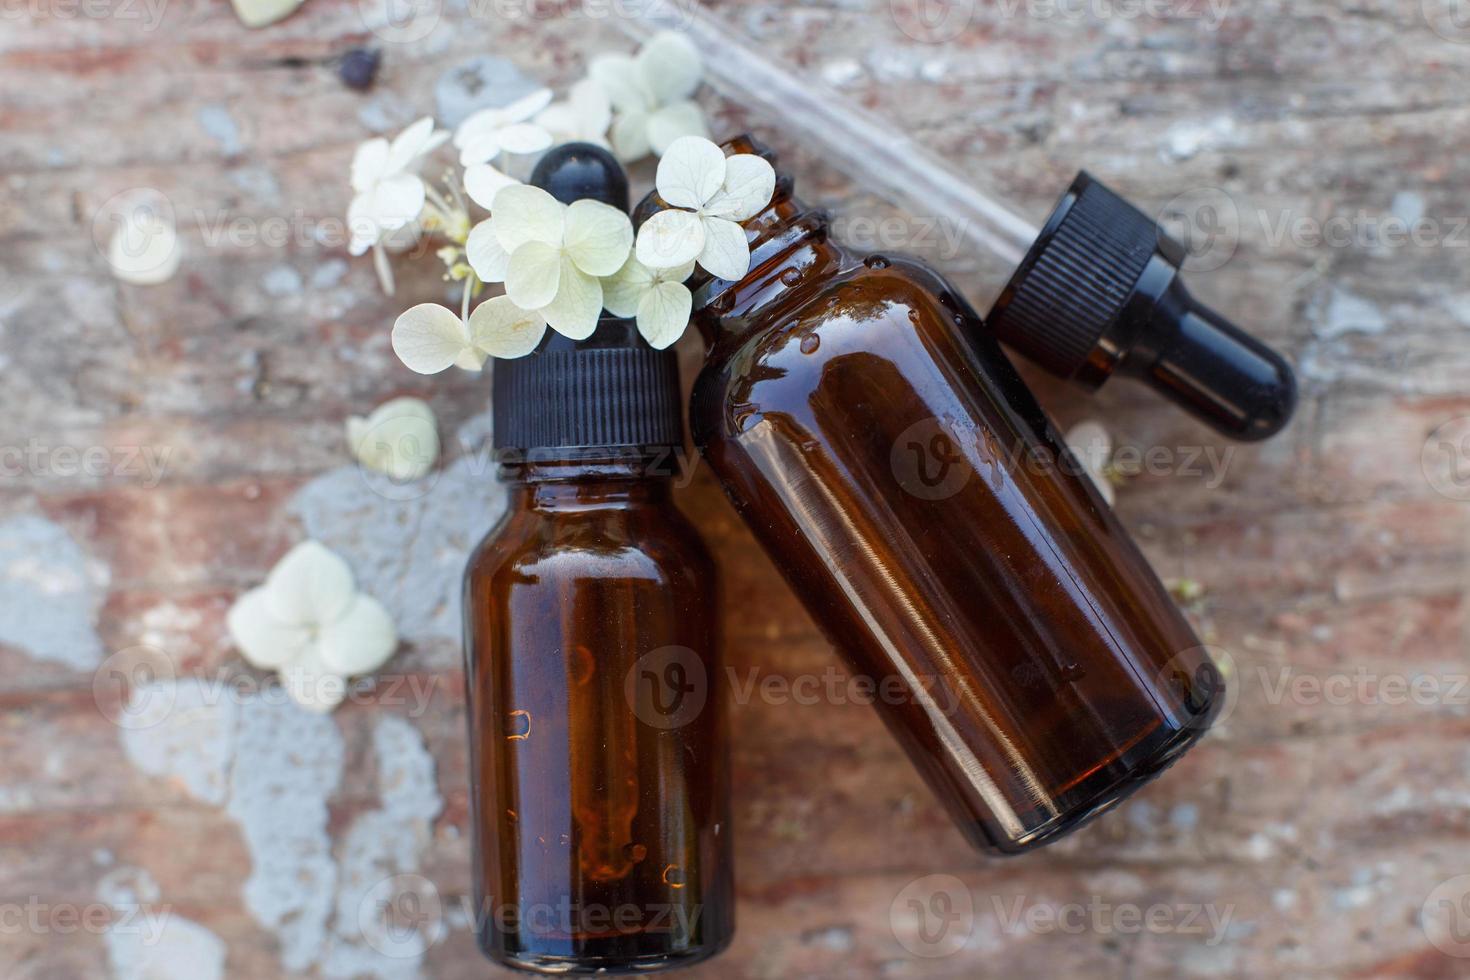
top-left (500, 454), bottom-right (676, 512)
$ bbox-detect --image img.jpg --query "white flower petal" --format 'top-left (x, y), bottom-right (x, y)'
top-left (500, 87), bottom-right (555, 123)
top-left (391, 302), bottom-right (475, 375)
top-left (601, 254), bottom-right (655, 317)
top-left (463, 163), bottom-right (519, 211)
top-left (350, 138), bottom-right (390, 192)
top-left (346, 193), bottom-right (381, 256)
top-left (279, 646), bottom-right (348, 714)
top-left (491, 184), bottom-right (565, 252)
top-left (386, 116), bottom-right (440, 173)
top-left (319, 594), bottom-right (398, 675)
top-left (637, 30), bottom-right (702, 106)
top-left (465, 218), bottom-right (512, 282)
top-left (696, 215), bottom-right (752, 282)
top-left (453, 345), bottom-right (488, 371)
top-left (468, 295), bottom-right (548, 359)
top-left (541, 261), bottom-right (603, 340)
top-left (108, 211), bottom-right (181, 286)
top-left (569, 78), bottom-right (612, 134)
top-left (227, 587), bottom-right (311, 670)
top-left (534, 103), bottom-right (581, 140)
top-left (505, 240), bottom-right (564, 311)
top-left (635, 208), bottom-right (704, 269)
top-left (366, 173), bottom-right (426, 231)
top-left (609, 111), bottom-right (651, 163)
top-left (457, 131), bottom-right (503, 167)
top-left (454, 107), bottom-right (501, 149)
top-left (496, 122), bottom-right (553, 156)
top-left (588, 53), bottom-right (648, 114)
top-left (347, 397), bottom-right (438, 481)
top-left (263, 540), bottom-right (356, 627)
top-left (704, 152), bottom-right (777, 221)
top-left (563, 199), bottom-right (633, 277)
top-left (647, 101), bottom-right (710, 157)
top-left (636, 280), bottom-right (693, 350)
top-left (654, 135), bottom-right (726, 210)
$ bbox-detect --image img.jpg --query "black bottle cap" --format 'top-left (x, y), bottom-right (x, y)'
top-left (491, 144), bottom-right (680, 454)
top-left (491, 316), bottom-right (682, 453)
top-left (529, 142), bottom-right (630, 212)
top-left (987, 172), bottom-right (1296, 441)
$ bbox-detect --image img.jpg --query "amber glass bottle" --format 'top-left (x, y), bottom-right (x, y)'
top-left (657, 137), bottom-right (1270, 855)
top-left (461, 315), bottom-right (733, 972)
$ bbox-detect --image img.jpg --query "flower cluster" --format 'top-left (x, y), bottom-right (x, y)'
top-left (342, 32), bottom-right (778, 365)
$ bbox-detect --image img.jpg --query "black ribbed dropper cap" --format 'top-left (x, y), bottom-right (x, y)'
top-left (490, 144), bottom-right (682, 454)
top-left (987, 172), bottom-right (1296, 441)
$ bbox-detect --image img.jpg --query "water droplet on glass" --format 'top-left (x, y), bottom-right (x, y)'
top-left (662, 864), bottom-right (685, 888)
top-left (506, 709), bottom-right (531, 740)
top-left (864, 254), bottom-right (890, 270)
top-left (779, 267), bottom-right (803, 286)
top-left (623, 843), bottom-right (647, 863)
top-left (799, 333), bottom-right (820, 355)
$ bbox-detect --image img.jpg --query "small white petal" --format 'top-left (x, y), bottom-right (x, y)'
top-left (609, 111), bottom-right (651, 163)
top-left (491, 184), bottom-right (566, 252)
top-left (588, 53), bottom-right (648, 114)
top-left (457, 131), bottom-right (503, 167)
top-left (636, 208), bottom-right (705, 269)
top-left (108, 210), bottom-right (181, 286)
top-left (350, 138), bottom-right (390, 192)
top-left (500, 87), bottom-right (555, 123)
top-left (563, 199), bottom-right (633, 277)
top-left (637, 30), bottom-right (702, 105)
top-left (386, 116), bottom-right (440, 173)
top-left (534, 103), bottom-right (582, 141)
top-left (636, 280), bottom-right (693, 350)
top-left (696, 215), bottom-right (752, 282)
top-left (704, 152), bottom-right (777, 222)
top-left (279, 646), bottom-right (349, 714)
top-left (465, 218), bottom-right (512, 282)
top-left (319, 594), bottom-right (398, 675)
top-left (541, 261), bottom-right (603, 340)
top-left (647, 101), bottom-right (710, 157)
top-left (601, 254), bottom-right (656, 317)
top-left (463, 163), bottom-right (519, 211)
top-left (263, 540), bottom-right (356, 627)
top-left (496, 122), bottom-right (553, 156)
top-left (347, 397), bottom-right (438, 481)
top-left (454, 107), bottom-right (501, 149)
top-left (391, 302), bottom-right (475, 375)
top-left (505, 240), bottom-right (564, 311)
top-left (227, 587), bottom-right (311, 670)
top-left (655, 135), bottom-right (726, 210)
top-left (468, 295), bottom-right (548, 359)
top-left (367, 174), bottom-right (427, 232)
top-left (569, 78), bottom-right (612, 134)
top-left (453, 345), bottom-right (488, 371)
top-left (346, 193), bottom-right (381, 256)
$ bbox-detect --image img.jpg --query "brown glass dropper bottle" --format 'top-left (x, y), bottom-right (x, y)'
top-left (637, 135), bottom-right (1292, 855)
top-left (461, 145), bottom-right (733, 973)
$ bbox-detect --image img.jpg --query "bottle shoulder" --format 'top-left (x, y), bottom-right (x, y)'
top-left (463, 498), bottom-right (715, 592)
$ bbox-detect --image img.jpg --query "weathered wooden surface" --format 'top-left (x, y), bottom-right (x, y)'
top-left (2, 0), bottom-right (1469, 977)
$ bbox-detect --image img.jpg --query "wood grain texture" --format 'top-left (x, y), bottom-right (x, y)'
top-left (2, 0), bottom-right (1469, 977)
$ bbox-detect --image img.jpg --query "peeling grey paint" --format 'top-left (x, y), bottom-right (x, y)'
top-left (0, 515), bottom-right (106, 669)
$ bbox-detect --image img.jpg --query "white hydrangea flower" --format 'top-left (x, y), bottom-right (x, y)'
top-left (226, 541), bottom-right (398, 714)
top-left (635, 136), bottom-right (776, 282)
top-left (589, 30), bottom-right (709, 163)
top-left (455, 89), bottom-right (553, 209)
top-left (535, 79), bottom-right (613, 148)
top-left (347, 116), bottom-right (449, 257)
top-left (1065, 420), bottom-right (1116, 506)
top-left (346, 397), bottom-right (439, 482)
top-left (391, 296), bottom-right (550, 373)
top-left (602, 256), bottom-right (696, 350)
top-left (463, 184), bottom-right (632, 340)
top-left (107, 205), bottom-right (182, 286)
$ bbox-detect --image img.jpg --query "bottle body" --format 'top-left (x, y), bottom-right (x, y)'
top-left (461, 459), bottom-right (733, 972)
top-left (691, 232), bottom-right (1222, 853)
